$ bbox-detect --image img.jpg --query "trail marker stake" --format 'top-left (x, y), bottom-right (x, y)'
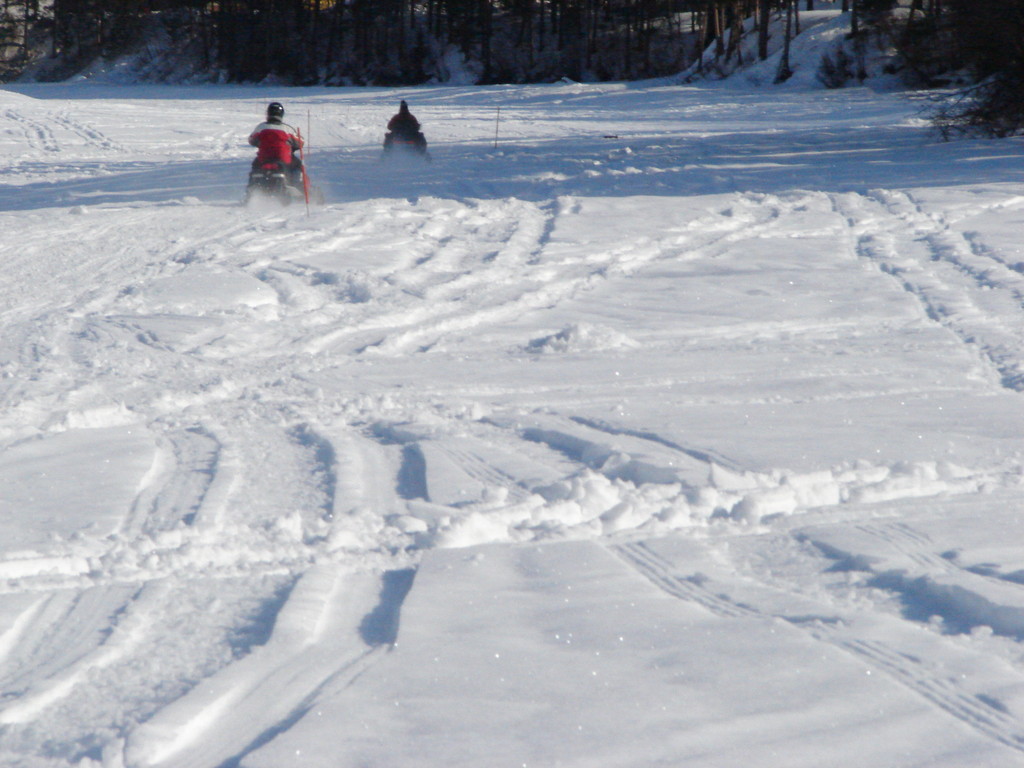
top-left (297, 125), bottom-right (311, 215)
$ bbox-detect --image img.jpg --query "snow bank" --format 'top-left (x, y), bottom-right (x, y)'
top-left (394, 440), bottom-right (1022, 550)
top-left (526, 322), bottom-right (639, 353)
top-left (684, 9), bottom-right (903, 91)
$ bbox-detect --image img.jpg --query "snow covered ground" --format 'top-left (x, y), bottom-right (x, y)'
top-left (3, 19), bottom-right (1024, 768)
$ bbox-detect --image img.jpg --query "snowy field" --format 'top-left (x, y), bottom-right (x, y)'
top-left (3, 21), bottom-right (1024, 768)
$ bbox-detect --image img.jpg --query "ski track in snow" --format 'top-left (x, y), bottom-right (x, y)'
top-left (614, 538), bottom-right (1024, 755)
top-left (3, 108), bottom-right (61, 155)
top-left (837, 189), bottom-right (1024, 392)
top-left (121, 566), bottom-right (394, 768)
top-left (1, 78), bottom-right (1024, 767)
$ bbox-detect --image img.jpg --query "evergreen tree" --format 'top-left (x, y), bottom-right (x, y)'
top-left (935, 0), bottom-right (1024, 137)
top-left (5, 0), bottom-right (758, 85)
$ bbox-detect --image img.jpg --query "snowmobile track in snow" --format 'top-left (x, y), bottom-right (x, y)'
top-left (614, 541), bottom-right (759, 620)
top-left (839, 189), bottom-right (1024, 393)
top-left (0, 584), bottom-right (142, 725)
top-left (3, 108), bottom-right (61, 154)
top-left (614, 539), bottom-right (1024, 754)
top-left (815, 633), bottom-right (1024, 753)
top-left (123, 566), bottom-right (398, 768)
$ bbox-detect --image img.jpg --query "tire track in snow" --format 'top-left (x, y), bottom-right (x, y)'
top-left (613, 539), bottom-right (1024, 754)
top-left (854, 520), bottom-right (940, 568)
top-left (0, 423), bottom-right (285, 593)
top-left (164, 424), bottom-right (241, 533)
top-left (122, 566), bottom-right (402, 768)
top-left (1, 206), bottom-right (266, 324)
top-left (614, 542), bottom-right (759, 619)
top-left (848, 520), bottom-right (977, 574)
top-left (0, 420), bottom-right (404, 593)
top-left (0, 207), bottom-right (280, 440)
top-left (812, 633), bottom-right (1024, 754)
top-left (397, 437), bottom-right (544, 507)
top-left (288, 423), bottom-right (339, 524)
top-left (422, 440), bottom-right (535, 504)
top-left (2, 108), bottom-right (60, 154)
top-left (517, 412), bottom-right (1022, 529)
top-left (300, 197), bottom-right (557, 356)
top-left (0, 584), bottom-right (141, 725)
top-left (836, 189), bottom-right (1024, 392)
top-left (2, 106), bottom-right (124, 156)
top-left (570, 415), bottom-right (746, 474)
top-left (47, 189), bottom-right (824, 380)
top-left (122, 428), bottom-right (222, 538)
top-left (295, 191), bottom-right (797, 358)
top-left (806, 519), bottom-right (1024, 640)
top-left (373, 190), bottom-right (785, 355)
top-left (0, 575), bottom-right (300, 763)
top-left (172, 199), bottom-right (500, 358)
top-left (51, 109), bottom-right (126, 153)
top-left (521, 414), bottom-right (720, 488)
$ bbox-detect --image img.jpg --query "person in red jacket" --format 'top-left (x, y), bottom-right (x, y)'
top-left (248, 102), bottom-right (304, 186)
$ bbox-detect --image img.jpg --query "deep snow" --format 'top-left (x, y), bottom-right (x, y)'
top-left (2, 13), bottom-right (1024, 768)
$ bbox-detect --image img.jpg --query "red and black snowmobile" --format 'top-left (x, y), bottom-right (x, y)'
top-left (244, 161), bottom-right (306, 206)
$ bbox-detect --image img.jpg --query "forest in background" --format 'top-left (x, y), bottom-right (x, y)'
top-left (2, 1), bottom-right (1024, 136)
top-left (3, 0), bottom-right (880, 86)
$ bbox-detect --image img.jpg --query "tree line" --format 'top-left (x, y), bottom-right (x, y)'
top-left (6, 0), bottom-right (1024, 139)
top-left (1, 0), bottom-right (872, 85)
top-left (893, 0), bottom-right (1024, 137)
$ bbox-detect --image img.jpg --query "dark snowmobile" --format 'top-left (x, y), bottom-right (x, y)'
top-left (382, 128), bottom-right (430, 161)
top-left (244, 161), bottom-right (306, 206)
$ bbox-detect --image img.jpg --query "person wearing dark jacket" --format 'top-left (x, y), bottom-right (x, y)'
top-left (383, 100), bottom-right (428, 158)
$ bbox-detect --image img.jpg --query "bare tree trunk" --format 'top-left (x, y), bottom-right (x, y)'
top-left (775, 0), bottom-right (793, 82)
top-left (757, 0), bottom-right (769, 60)
top-left (729, 1), bottom-right (744, 65)
top-left (697, 5), bottom-right (710, 73)
top-left (480, 0), bottom-right (492, 81)
top-left (713, 1), bottom-right (724, 58)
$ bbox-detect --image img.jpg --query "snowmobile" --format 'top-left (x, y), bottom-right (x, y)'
top-left (382, 129), bottom-right (430, 161)
top-left (244, 161), bottom-right (307, 206)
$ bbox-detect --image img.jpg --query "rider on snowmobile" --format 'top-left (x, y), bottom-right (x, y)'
top-left (383, 100), bottom-right (428, 157)
top-left (249, 102), bottom-right (304, 186)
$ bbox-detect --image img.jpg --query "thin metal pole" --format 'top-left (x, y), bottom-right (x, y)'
top-left (305, 109), bottom-right (312, 215)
